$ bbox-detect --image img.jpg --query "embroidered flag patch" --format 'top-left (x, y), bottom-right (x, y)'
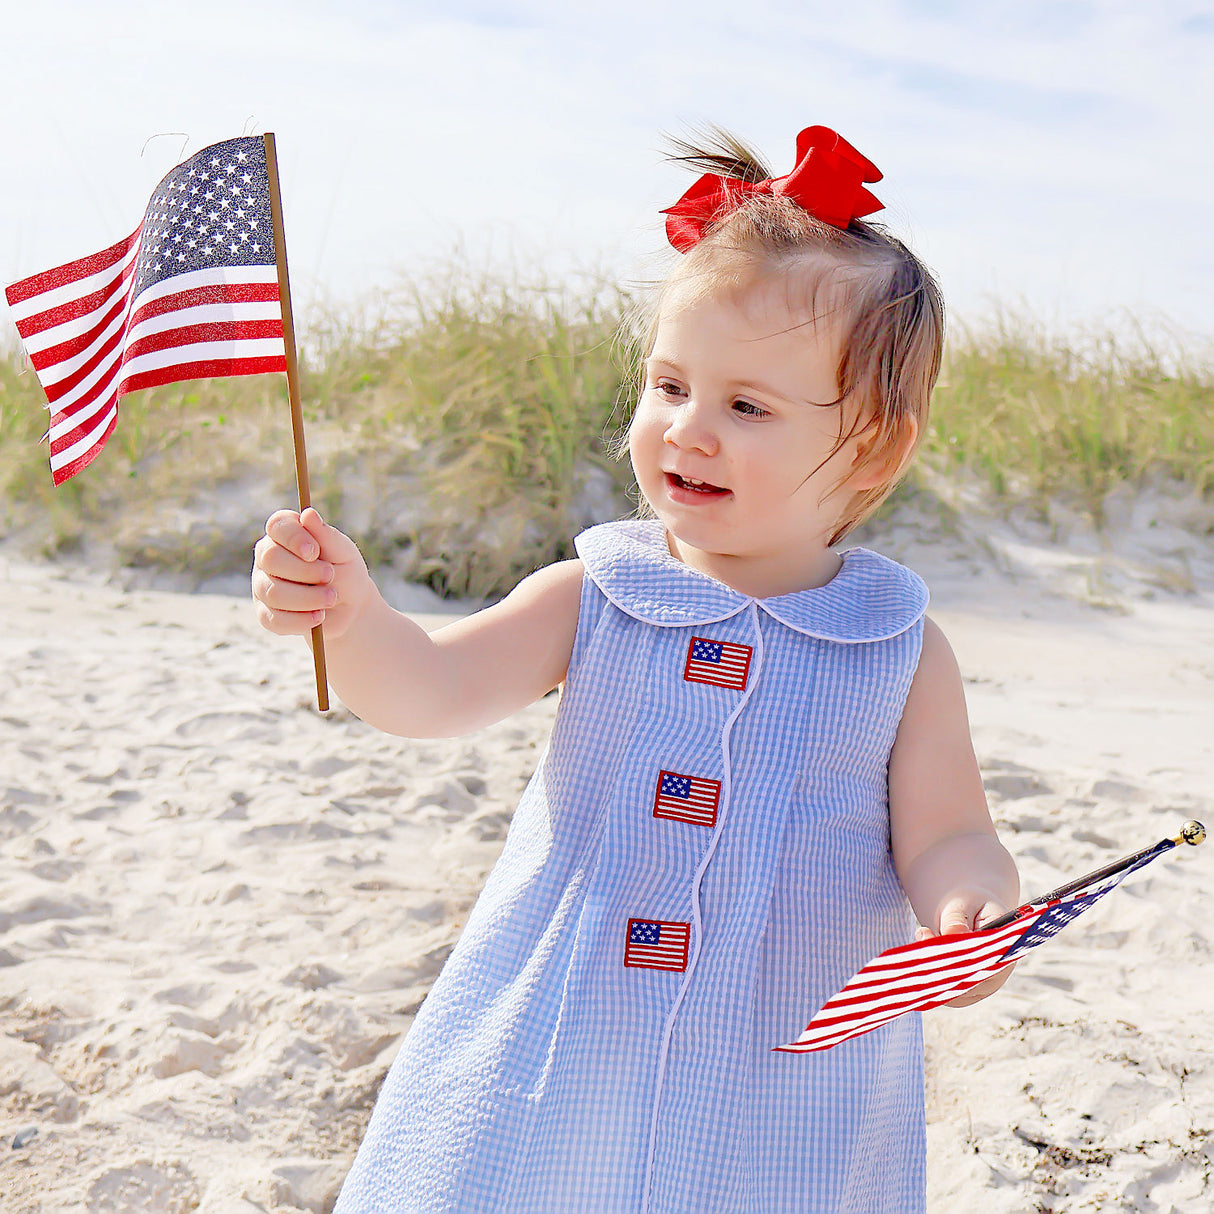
top-left (624, 919), bottom-right (691, 971)
top-left (653, 770), bottom-right (721, 828)
top-left (683, 636), bottom-right (752, 690)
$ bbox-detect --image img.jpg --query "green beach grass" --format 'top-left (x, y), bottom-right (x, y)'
top-left (2, 270), bottom-right (1211, 598)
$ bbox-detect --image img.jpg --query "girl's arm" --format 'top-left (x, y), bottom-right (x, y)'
top-left (252, 508), bottom-right (583, 738)
top-left (888, 616), bottom-right (1020, 1007)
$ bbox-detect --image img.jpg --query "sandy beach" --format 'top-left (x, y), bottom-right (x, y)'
top-left (1, 493), bottom-right (1211, 1213)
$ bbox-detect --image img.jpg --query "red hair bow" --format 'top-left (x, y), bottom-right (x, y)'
top-left (661, 125), bottom-right (884, 253)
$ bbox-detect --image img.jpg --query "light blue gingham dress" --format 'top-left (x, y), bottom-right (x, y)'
top-left (335, 519), bottom-right (929, 1214)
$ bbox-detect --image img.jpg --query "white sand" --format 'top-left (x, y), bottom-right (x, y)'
top-left (1, 499), bottom-right (1211, 1213)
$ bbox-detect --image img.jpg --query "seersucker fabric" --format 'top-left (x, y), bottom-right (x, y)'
top-left (334, 519), bottom-right (931, 1214)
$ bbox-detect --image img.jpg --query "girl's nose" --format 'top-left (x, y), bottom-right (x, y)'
top-left (663, 400), bottom-right (718, 456)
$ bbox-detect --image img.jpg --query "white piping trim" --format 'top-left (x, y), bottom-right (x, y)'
top-left (639, 601), bottom-right (764, 1214)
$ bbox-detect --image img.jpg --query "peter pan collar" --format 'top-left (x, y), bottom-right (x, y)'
top-left (574, 519), bottom-right (928, 643)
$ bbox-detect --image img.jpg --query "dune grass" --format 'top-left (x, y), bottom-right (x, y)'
top-left (925, 316), bottom-right (1214, 521)
top-left (1, 270), bottom-right (1210, 597)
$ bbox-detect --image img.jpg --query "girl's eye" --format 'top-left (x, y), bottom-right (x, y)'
top-left (732, 399), bottom-right (769, 418)
top-left (654, 380), bottom-right (685, 400)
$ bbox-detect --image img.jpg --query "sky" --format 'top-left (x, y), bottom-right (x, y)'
top-left (4, 0), bottom-right (1214, 347)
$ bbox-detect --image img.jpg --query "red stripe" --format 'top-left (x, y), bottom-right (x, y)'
top-left (49, 406), bottom-right (119, 486)
top-left (811, 962), bottom-right (1011, 1027)
top-left (118, 355), bottom-right (286, 395)
top-left (47, 349), bottom-right (286, 455)
top-left (817, 945), bottom-right (1023, 1013)
top-left (844, 917), bottom-right (1031, 971)
top-left (47, 344), bottom-right (283, 451)
top-left (787, 995), bottom-right (951, 1052)
top-left (37, 316), bottom-right (127, 406)
top-left (835, 929), bottom-right (1027, 993)
top-left (36, 284), bottom-right (283, 401)
top-left (5, 227), bottom-right (140, 308)
top-left (48, 377), bottom-right (123, 453)
top-left (122, 318), bottom-right (283, 362)
top-left (31, 291), bottom-right (130, 377)
top-left (126, 279), bottom-right (281, 329)
top-left (12, 245), bottom-right (139, 338)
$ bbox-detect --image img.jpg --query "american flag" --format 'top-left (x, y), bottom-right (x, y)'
top-left (4, 136), bottom-right (286, 485)
top-left (653, 770), bottom-right (721, 828)
top-left (624, 919), bottom-right (691, 972)
top-left (683, 636), bottom-right (752, 691)
top-left (776, 847), bottom-right (1166, 1054)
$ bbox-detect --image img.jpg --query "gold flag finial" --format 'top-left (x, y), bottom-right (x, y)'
top-left (1179, 820), bottom-right (1206, 846)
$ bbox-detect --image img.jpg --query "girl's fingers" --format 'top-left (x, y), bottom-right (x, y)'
top-left (936, 894), bottom-right (1008, 936)
top-left (264, 510), bottom-right (318, 560)
top-left (299, 507), bottom-right (365, 564)
top-left (255, 601), bottom-right (326, 636)
top-left (252, 568), bottom-right (338, 613)
top-left (263, 508), bottom-right (364, 567)
top-left (937, 899), bottom-right (975, 935)
top-left (257, 542), bottom-right (334, 586)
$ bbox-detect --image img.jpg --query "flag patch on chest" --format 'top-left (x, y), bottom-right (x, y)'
top-left (653, 770), bottom-right (720, 828)
top-left (624, 919), bottom-right (691, 971)
top-left (683, 636), bottom-right (752, 690)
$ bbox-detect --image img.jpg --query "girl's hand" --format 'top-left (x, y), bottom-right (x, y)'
top-left (915, 894), bottom-right (1016, 1008)
top-left (252, 507), bottom-right (373, 641)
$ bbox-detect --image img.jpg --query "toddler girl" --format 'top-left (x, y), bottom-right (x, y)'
top-left (252, 124), bottom-right (1019, 1214)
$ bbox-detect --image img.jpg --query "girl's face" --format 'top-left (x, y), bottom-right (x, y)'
top-left (628, 278), bottom-right (871, 597)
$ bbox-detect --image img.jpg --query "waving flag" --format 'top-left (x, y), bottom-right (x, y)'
top-left (778, 824), bottom-right (1204, 1054)
top-left (5, 136), bottom-right (286, 484)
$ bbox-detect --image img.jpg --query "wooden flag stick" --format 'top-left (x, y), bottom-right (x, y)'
top-left (263, 131), bottom-right (329, 712)
top-left (982, 819), bottom-right (1206, 932)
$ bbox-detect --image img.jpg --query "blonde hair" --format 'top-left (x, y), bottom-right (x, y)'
top-left (635, 127), bottom-right (945, 547)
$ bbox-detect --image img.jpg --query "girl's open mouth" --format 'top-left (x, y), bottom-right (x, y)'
top-left (665, 472), bottom-right (729, 498)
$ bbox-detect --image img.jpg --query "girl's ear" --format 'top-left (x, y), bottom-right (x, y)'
top-left (848, 415), bottom-right (919, 491)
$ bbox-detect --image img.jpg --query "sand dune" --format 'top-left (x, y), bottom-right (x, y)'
top-left (1, 501), bottom-right (1211, 1212)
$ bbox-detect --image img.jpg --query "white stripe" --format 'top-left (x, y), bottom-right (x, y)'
top-left (125, 299), bottom-right (283, 342)
top-left (49, 401), bottom-right (117, 471)
top-left (857, 919), bottom-right (1029, 974)
top-left (29, 302), bottom-right (132, 386)
top-left (808, 928), bottom-right (1029, 1013)
top-left (120, 336), bottom-right (285, 380)
top-left (786, 963), bottom-right (1014, 1051)
top-left (847, 928), bottom-right (1027, 988)
top-left (33, 290), bottom-right (280, 395)
top-left (129, 263), bottom-right (279, 311)
top-left (17, 277), bottom-right (135, 358)
top-left (7, 236), bottom-right (140, 323)
top-left (798, 966), bottom-right (1013, 1048)
top-left (46, 345), bottom-right (124, 419)
top-left (48, 373), bottom-right (122, 444)
top-left (812, 966), bottom-right (1001, 1028)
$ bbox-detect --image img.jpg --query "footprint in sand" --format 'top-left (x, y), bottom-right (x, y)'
top-left (0, 893), bottom-right (109, 933)
top-left (172, 710), bottom-right (282, 744)
top-left (983, 769), bottom-right (1053, 801)
top-left (85, 1161), bottom-right (199, 1214)
top-left (271, 1161), bottom-right (346, 1213)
